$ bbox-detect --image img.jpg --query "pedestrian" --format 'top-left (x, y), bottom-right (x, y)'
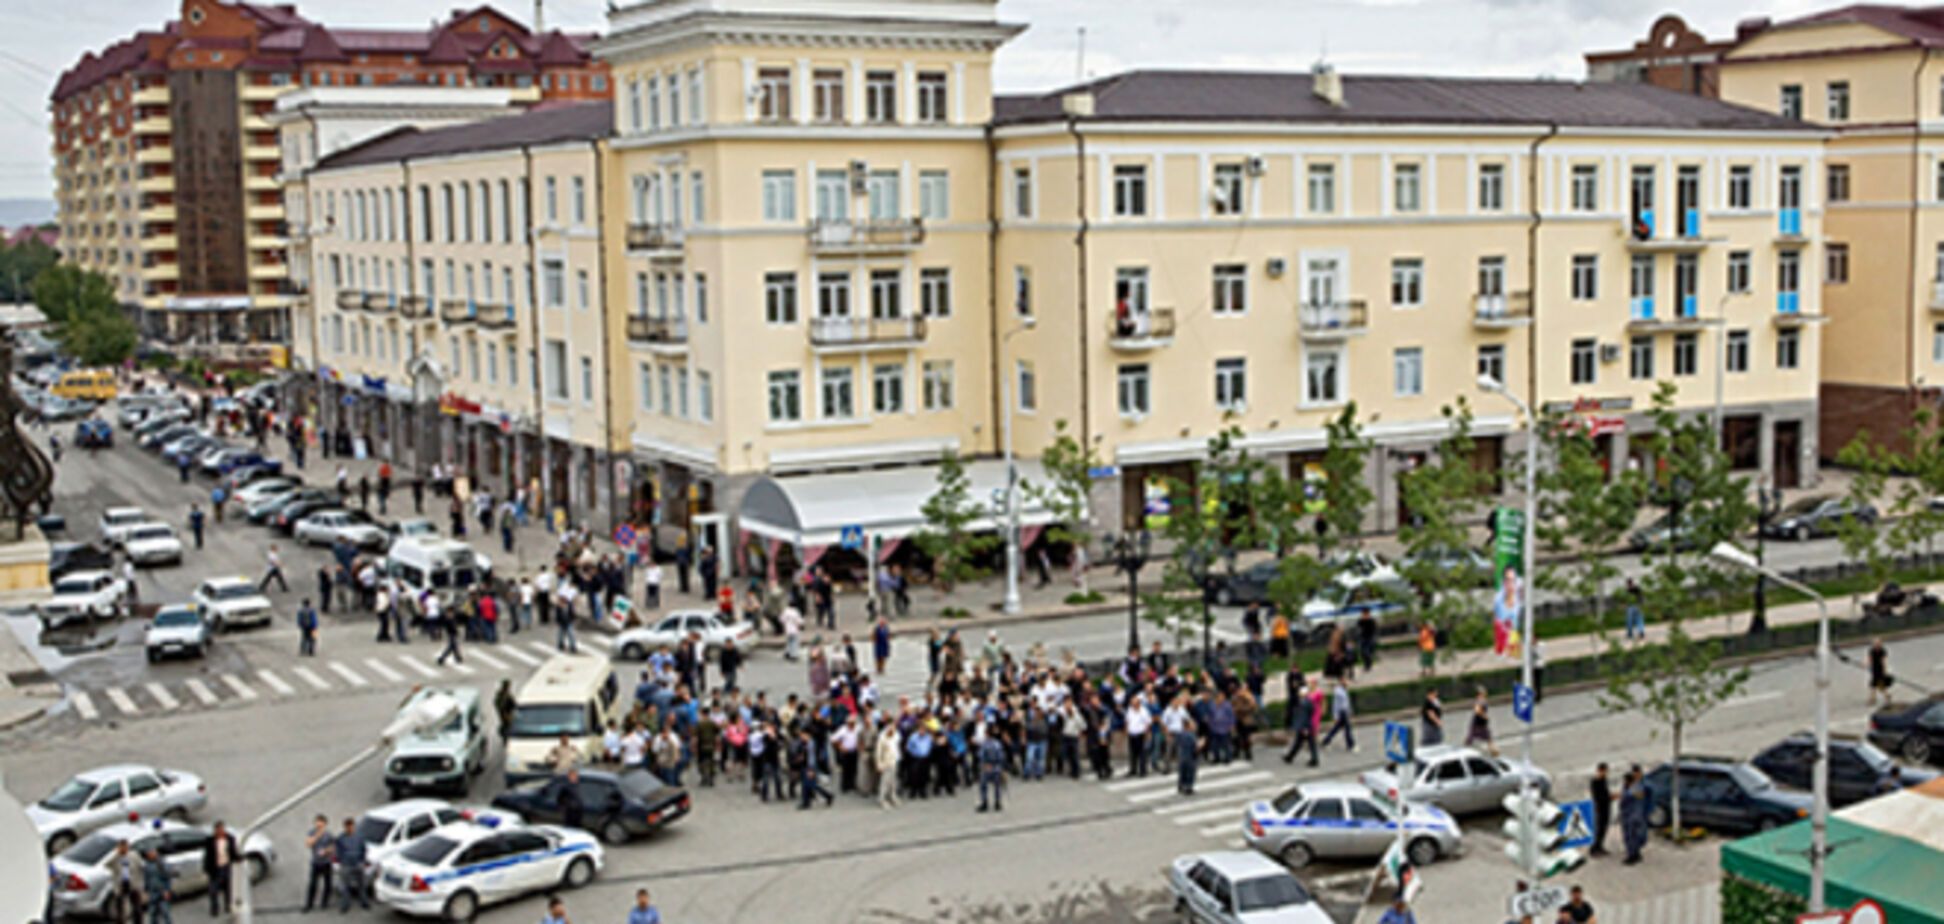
top-left (260, 545), bottom-right (289, 592)
top-left (674, 536), bottom-right (692, 595)
top-left (1868, 637), bottom-right (1892, 705)
top-left (644, 561), bottom-right (663, 610)
top-left (1321, 678), bottom-right (1356, 752)
top-left (1620, 766), bottom-right (1649, 865)
top-left (377, 462), bottom-right (392, 514)
top-left (1421, 688), bottom-right (1445, 746)
top-left (699, 544), bottom-right (719, 601)
top-left (335, 464), bottom-right (349, 499)
top-left (411, 474), bottom-right (425, 514)
top-left (177, 454), bottom-right (190, 482)
top-left (719, 638), bottom-right (742, 692)
top-left (141, 847), bottom-right (173, 924)
top-left (976, 733), bottom-right (1007, 812)
top-left (316, 566), bottom-right (333, 615)
top-left (121, 558), bottom-right (139, 608)
top-left (876, 720), bottom-right (902, 808)
top-left (210, 486), bottom-right (225, 523)
top-left (1418, 620), bottom-right (1437, 678)
top-left (556, 585), bottom-right (579, 653)
top-left (1282, 680), bottom-right (1320, 766)
top-left (1377, 899), bottom-right (1418, 924)
top-left (201, 821), bottom-right (237, 916)
top-left (296, 599), bottom-right (318, 657)
top-left (1167, 697), bottom-right (1199, 796)
top-left (781, 604), bottom-right (803, 661)
top-left (1589, 763), bottom-right (1613, 858)
top-left (626, 889), bottom-right (662, 924)
top-left (500, 517), bottom-right (514, 554)
top-left (1465, 686), bottom-right (1497, 756)
top-left (795, 727), bottom-right (834, 809)
top-left (1561, 885), bottom-right (1596, 923)
top-left (334, 817), bottom-right (370, 911)
top-left (186, 504), bottom-right (205, 550)
top-left (1356, 610), bottom-right (1378, 673)
top-left (50, 433), bottom-right (61, 462)
top-left (872, 617), bottom-right (892, 675)
top-left (108, 840), bottom-right (141, 924)
top-left (542, 895), bottom-right (570, 924)
top-left (435, 595), bottom-right (463, 665)
top-left (358, 475), bottom-right (371, 511)
top-left (494, 679), bottom-right (515, 743)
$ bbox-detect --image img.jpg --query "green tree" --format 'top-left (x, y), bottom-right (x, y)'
top-left (1267, 405), bottom-right (1373, 636)
top-left (1144, 427), bottom-right (1259, 660)
top-left (1396, 400), bottom-right (1493, 644)
top-left (914, 451), bottom-right (999, 594)
top-left (0, 236), bottom-right (59, 303)
top-left (1535, 414), bottom-right (1644, 642)
top-left (1028, 419), bottom-right (1103, 595)
top-left (1887, 409), bottom-right (1944, 569)
top-left (1598, 621), bottom-right (1750, 840)
top-left (31, 264), bottom-right (137, 366)
top-left (1834, 431), bottom-right (1896, 614)
top-left (1635, 384), bottom-right (1757, 612)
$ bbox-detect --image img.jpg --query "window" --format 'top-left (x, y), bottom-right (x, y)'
top-left (764, 272), bottom-right (797, 323)
top-left (1017, 361), bottom-right (1036, 412)
top-left (922, 360), bottom-right (954, 410)
top-left (812, 68), bottom-right (844, 122)
top-left (658, 366), bottom-right (671, 415)
top-left (1629, 335), bottom-right (1654, 381)
top-left (545, 340), bottom-right (569, 399)
top-left (1212, 264), bottom-right (1247, 314)
top-left (627, 79), bottom-right (642, 131)
top-left (1827, 243), bottom-right (1850, 283)
top-left (1304, 349), bottom-right (1342, 404)
top-left (767, 370), bottom-right (801, 422)
top-left (1570, 164), bottom-right (1599, 212)
top-left (1117, 363), bottom-right (1150, 417)
top-left (1728, 250), bottom-right (1752, 294)
top-left (1827, 81), bottom-right (1850, 121)
top-left (1827, 164), bottom-right (1850, 203)
top-left (918, 170), bottom-right (948, 221)
top-left (580, 357), bottom-right (594, 401)
top-left (1777, 327), bottom-right (1800, 370)
top-left (1674, 333), bottom-right (1699, 376)
top-left (1390, 258), bottom-right (1424, 307)
top-left (1936, 324), bottom-right (1944, 364)
top-left (761, 170), bottom-right (797, 222)
top-left (646, 76), bottom-right (661, 128)
top-left (1571, 254), bottom-right (1598, 300)
top-left (1780, 249), bottom-right (1802, 296)
top-left (571, 177), bottom-right (586, 225)
top-left (1393, 347), bottom-right (1423, 397)
top-left (814, 170), bottom-right (849, 221)
top-left (1477, 163), bottom-right (1505, 211)
top-left (576, 270), bottom-right (590, 310)
top-left (1392, 162), bottom-right (1422, 212)
top-left (697, 370), bottom-right (713, 422)
top-left (691, 171), bottom-right (705, 224)
top-left (869, 269), bottom-right (902, 319)
top-left (1570, 338), bottom-right (1596, 385)
top-left (919, 268), bottom-right (951, 318)
top-left (1012, 166), bottom-right (1033, 219)
top-left (820, 367), bottom-right (857, 418)
top-left (687, 69), bottom-right (702, 126)
top-left (865, 70), bottom-right (896, 123)
top-left (1113, 165), bottom-right (1148, 217)
top-left (544, 176), bottom-right (558, 223)
top-left (817, 272), bottom-right (851, 317)
top-left (1477, 344), bottom-right (1505, 386)
top-left (1780, 84), bottom-right (1802, 120)
top-left (1728, 165), bottom-right (1752, 209)
top-left (1306, 162), bottom-right (1336, 214)
top-left (756, 67), bottom-right (791, 120)
top-left (1211, 163), bottom-right (1244, 216)
top-left (1214, 358), bottom-right (1246, 411)
top-left (1477, 256), bottom-right (1506, 299)
top-left (1726, 329), bottom-right (1750, 373)
top-left (543, 260), bottom-right (565, 307)
top-left (916, 71), bottom-right (947, 123)
top-left (1014, 266), bottom-right (1032, 316)
top-left (1780, 165), bottom-right (1802, 209)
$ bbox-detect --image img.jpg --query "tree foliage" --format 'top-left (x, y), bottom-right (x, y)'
top-left (1144, 427), bottom-right (1260, 654)
top-left (1834, 430), bottom-right (1896, 613)
top-left (1267, 405), bottom-right (1373, 626)
top-left (914, 451), bottom-right (999, 593)
top-left (31, 264), bottom-right (137, 367)
top-left (1028, 419), bottom-right (1101, 593)
top-left (1395, 400), bottom-right (1492, 639)
top-left (1535, 413), bottom-right (1644, 639)
top-left (0, 235), bottom-right (58, 303)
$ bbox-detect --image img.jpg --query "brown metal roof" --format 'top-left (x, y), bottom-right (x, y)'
top-left (994, 70), bottom-right (1809, 132)
top-left (316, 101), bottom-right (611, 171)
top-left (1774, 4), bottom-right (1944, 47)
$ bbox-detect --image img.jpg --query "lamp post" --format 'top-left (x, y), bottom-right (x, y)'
top-left (1477, 373), bottom-right (1538, 882)
top-left (234, 691), bottom-right (462, 923)
top-left (1109, 530), bottom-right (1151, 651)
top-left (1709, 541), bottom-right (1828, 912)
top-left (1000, 317), bottom-right (1037, 615)
top-left (1751, 484), bottom-right (1780, 634)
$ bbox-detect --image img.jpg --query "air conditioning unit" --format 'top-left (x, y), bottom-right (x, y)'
top-left (1265, 257), bottom-right (1287, 278)
top-left (1245, 155), bottom-right (1267, 178)
top-left (848, 160), bottom-right (868, 196)
top-left (1599, 343), bottom-right (1622, 363)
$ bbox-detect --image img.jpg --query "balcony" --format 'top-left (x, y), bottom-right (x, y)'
top-left (1106, 308), bottom-right (1176, 352)
top-left (1626, 207), bottom-right (1714, 252)
top-left (133, 116), bottom-right (170, 136)
top-left (1471, 291), bottom-right (1532, 329)
top-left (476, 303), bottom-right (516, 330)
top-left (245, 174), bottom-right (279, 192)
top-left (242, 115), bottom-right (273, 133)
top-left (132, 86), bottom-right (168, 106)
top-left (247, 234), bottom-right (289, 251)
top-left (244, 144), bottom-right (280, 162)
top-left (627, 314), bottom-right (689, 354)
top-left (808, 315), bottom-right (927, 351)
top-left (1297, 299), bottom-right (1369, 340)
top-left (363, 293), bottom-right (396, 314)
top-left (807, 218), bottom-right (925, 255)
top-left (399, 296), bottom-right (432, 320)
top-left (139, 262), bottom-right (177, 281)
top-left (1628, 293), bottom-right (1709, 331)
top-left (240, 84), bottom-right (283, 103)
top-left (335, 290), bottom-right (364, 310)
top-left (1770, 290), bottom-right (1825, 328)
top-left (138, 204), bottom-right (175, 223)
top-left (625, 223), bottom-right (685, 260)
top-left (136, 174), bottom-right (173, 194)
top-left (247, 263), bottom-right (286, 280)
top-left (1776, 207), bottom-right (1806, 245)
top-left (244, 203), bottom-right (282, 221)
top-left (439, 298), bottom-right (476, 326)
top-left (145, 234), bottom-right (177, 253)
top-left (136, 146), bottom-right (171, 165)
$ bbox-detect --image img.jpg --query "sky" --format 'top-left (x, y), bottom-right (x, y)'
top-left (0, 0), bottom-right (1836, 203)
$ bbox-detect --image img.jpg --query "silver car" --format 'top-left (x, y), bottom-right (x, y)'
top-left (1360, 745), bottom-right (1552, 815)
top-left (1166, 851), bottom-right (1335, 924)
top-left (50, 819), bottom-right (274, 918)
top-left (1241, 781), bottom-right (1462, 869)
top-left (26, 764), bottom-right (209, 853)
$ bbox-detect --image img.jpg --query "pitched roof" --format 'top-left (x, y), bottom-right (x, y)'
top-left (993, 70), bottom-right (1810, 132)
top-left (1773, 4), bottom-right (1944, 47)
top-left (316, 101), bottom-right (610, 170)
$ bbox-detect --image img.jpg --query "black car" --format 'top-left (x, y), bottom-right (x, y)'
top-left (1639, 757), bottom-right (1811, 835)
top-left (1206, 560), bottom-right (1281, 607)
top-left (252, 488), bottom-right (331, 525)
top-left (1761, 496), bottom-right (1878, 542)
top-left (1750, 733), bottom-right (1938, 807)
top-left (1868, 694), bottom-right (1944, 766)
top-left (50, 542), bottom-right (115, 581)
top-left (490, 769), bottom-right (689, 845)
top-left (140, 423), bottom-right (197, 450)
top-left (272, 495), bottom-right (338, 534)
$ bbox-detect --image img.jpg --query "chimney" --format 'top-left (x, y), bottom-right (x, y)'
top-left (1736, 16), bottom-right (1771, 41)
top-left (1312, 61), bottom-right (1344, 108)
top-left (1061, 91), bottom-right (1095, 118)
top-left (533, 0), bottom-right (545, 33)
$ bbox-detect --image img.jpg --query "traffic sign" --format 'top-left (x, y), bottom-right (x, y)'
top-left (1797, 900), bottom-right (1885, 924)
top-left (1555, 799), bottom-right (1596, 850)
top-left (1513, 683), bottom-right (1535, 723)
top-left (1506, 885), bottom-right (1568, 919)
top-left (839, 525), bottom-right (866, 550)
top-left (612, 523), bottom-right (637, 547)
top-left (1383, 721), bottom-right (1413, 765)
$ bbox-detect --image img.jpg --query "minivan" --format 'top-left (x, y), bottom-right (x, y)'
top-left (384, 537), bottom-right (490, 596)
top-left (502, 656), bottom-right (619, 785)
top-left (51, 369), bottom-right (116, 402)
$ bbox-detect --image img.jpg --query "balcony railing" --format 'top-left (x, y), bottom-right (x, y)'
top-left (807, 218), bottom-right (925, 254)
top-left (476, 303), bottom-right (515, 330)
top-left (627, 314), bottom-right (689, 346)
top-left (1471, 291), bottom-right (1532, 328)
top-left (439, 298), bottom-right (476, 325)
top-left (1106, 308), bottom-right (1176, 350)
top-left (399, 296), bottom-right (432, 319)
top-left (362, 293), bottom-right (396, 314)
top-left (625, 222), bottom-right (685, 257)
top-left (335, 290), bottom-right (362, 310)
top-left (1297, 299), bottom-right (1369, 338)
top-left (1628, 207), bottom-right (1711, 251)
top-left (808, 315), bottom-right (928, 348)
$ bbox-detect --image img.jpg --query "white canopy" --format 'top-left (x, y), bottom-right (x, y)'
top-left (737, 458), bottom-right (1059, 549)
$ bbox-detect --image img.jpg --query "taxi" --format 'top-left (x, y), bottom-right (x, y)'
top-left (372, 819), bottom-right (601, 921)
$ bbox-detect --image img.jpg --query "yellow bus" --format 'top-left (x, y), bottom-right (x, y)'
top-left (50, 369), bottom-right (117, 402)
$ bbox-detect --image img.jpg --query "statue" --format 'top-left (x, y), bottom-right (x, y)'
top-left (0, 333), bottom-right (54, 538)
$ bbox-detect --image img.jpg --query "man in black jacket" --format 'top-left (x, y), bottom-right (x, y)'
top-left (202, 820), bottom-right (239, 916)
top-left (558, 771), bottom-right (585, 830)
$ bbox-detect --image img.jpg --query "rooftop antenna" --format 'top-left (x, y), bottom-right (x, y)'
top-left (1076, 26), bottom-right (1087, 81)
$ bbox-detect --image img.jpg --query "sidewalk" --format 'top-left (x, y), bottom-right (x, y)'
top-left (0, 617), bottom-right (58, 731)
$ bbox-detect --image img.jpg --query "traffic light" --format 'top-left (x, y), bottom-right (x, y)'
top-left (1501, 792), bottom-right (1586, 879)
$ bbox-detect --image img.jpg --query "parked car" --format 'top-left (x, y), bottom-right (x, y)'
top-left (1628, 512), bottom-right (1706, 553)
top-left (192, 576), bottom-right (274, 632)
top-left (274, 494), bottom-right (341, 534)
top-left (249, 487), bottom-right (330, 524)
top-left (97, 506), bottom-right (153, 547)
top-left (36, 570), bottom-right (129, 630)
top-left (387, 518), bottom-right (441, 542)
top-left (40, 395), bottom-right (94, 421)
top-left (49, 818), bottom-right (272, 919)
top-left (1638, 757), bottom-right (1811, 834)
top-left (139, 423), bottom-right (197, 450)
top-left (74, 419), bottom-right (112, 448)
top-left (202, 447), bottom-right (280, 477)
top-left (235, 476), bottom-right (301, 506)
top-left (354, 799), bottom-right (520, 884)
top-left (490, 768), bottom-right (690, 845)
top-left (384, 687), bottom-right (490, 798)
top-left (1360, 745), bottom-right (1552, 815)
top-left (1761, 496), bottom-right (1877, 542)
top-left (614, 611), bottom-right (757, 659)
top-left (220, 462), bottom-right (285, 493)
top-left (1205, 560), bottom-right (1281, 607)
top-left (1240, 781), bottom-right (1462, 869)
top-left (371, 820), bottom-right (602, 921)
top-left (162, 435), bottom-right (220, 467)
top-left (122, 522), bottom-right (184, 566)
top-left (144, 604), bottom-right (211, 662)
top-left (295, 508), bottom-right (389, 550)
top-left (1751, 732), bottom-right (1937, 806)
top-left (1166, 851), bottom-right (1334, 924)
top-left (1296, 580), bottom-right (1408, 639)
top-left (49, 542), bottom-right (114, 581)
top-left (25, 764), bottom-right (208, 853)
top-left (1397, 545), bottom-right (1496, 588)
top-left (1867, 694), bottom-right (1944, 766)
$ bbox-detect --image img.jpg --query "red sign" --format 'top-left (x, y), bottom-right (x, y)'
top-left (1797, 900), bottom-right (1885, 924)
top-left (438, 393), bottom-right (482, 417)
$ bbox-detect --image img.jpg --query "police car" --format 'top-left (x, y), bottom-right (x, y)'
top-left (1240, 781), bottom-right (1463, 870)
top-left (354, 798), bottom-right (521, 883)
top-left (372, 819), bottom-right (601, 921)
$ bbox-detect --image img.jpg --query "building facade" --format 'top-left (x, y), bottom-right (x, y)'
top-left (49, 0), bottom-right (607, 350)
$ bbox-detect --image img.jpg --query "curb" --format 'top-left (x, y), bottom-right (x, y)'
top-left (747, 597), bottom-right (1135, 650)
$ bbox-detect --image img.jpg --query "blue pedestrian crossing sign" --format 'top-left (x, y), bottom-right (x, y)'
top-left (1383, 721), bottom-right (1413, 765)
top-left (839, 525), bottom-right (866, 550)
top-left (1513, 683), bottom-right (1535, 723)
top-left (1555, 799), bottom-right (1596, 850)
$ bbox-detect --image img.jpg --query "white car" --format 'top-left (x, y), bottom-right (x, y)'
top-left (98, 507), bottom-right (152, 547)
top-left (122, 522), bottom-right (184, 566)
top-left (236, 476), bottom-right (300, 505)
top-left (26, 764), bottom-right (209, 853)
top-left (37, 570), bottom-right (129, 630)
top-left (1167, 851), bottom-right (1336, 924)
top-left (296, 508), bottom-right (388, 550)
top-left (615, 610), bottom-right (757, 660)
top-left (372, 820), bottom-right (602, 921)
top-left (145, 604), bottom-right (211, 661)
top-left (192, 576), bottom-right (274, 632)
top-left (355, 799), bottom-right (521, 881)
top-left (50, 818), bottom-right (274, 919)
top-left (388, 518), bottom-right (441, 545)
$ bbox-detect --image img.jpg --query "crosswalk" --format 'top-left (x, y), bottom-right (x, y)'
top-left (1603, 884), bottom-right (1718, 924)
top-left (63, 634), bottom-right (612, 723)
top-left (1088, 759), bottom-right (1292, 843)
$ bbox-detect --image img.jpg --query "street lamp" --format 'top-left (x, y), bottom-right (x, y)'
top-left (1709, 541), bottom-right (1829, 913)
top-left (1477, 373), bottom-right (1538, 883)
top-left (1000, 316), bottom-right (1037, 615)
top-left (1108, 530), bottom-right (1151, 651)
top-left (234, 691), bottom-right (462, 923)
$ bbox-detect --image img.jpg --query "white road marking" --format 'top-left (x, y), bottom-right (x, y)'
top-left (469, 649), bottom-right (510, 671)
top-left (257, 669), bottom-right (296, 696)
top-left (144, 682), bottom-right (180, 710)
top-left (328, 662), bottom-right (369, 687)
top-left (184, 679), bottom-right (219, 706)
top-left (292, 666), bottom-right (332, 691)
top-left (581, 635), bottom-right (611, 651)
top-left (1721, 691), bottom-right (1784, 710)
top-left (105, 687), bottom-right (139, 715)
top-left (1107, 761), bottom-right (1256, 793)
top-left (1128, 770), bottom-right (1273, 804)
top-left (1152, 787), bottom-right (1279, 817)
top-left (221, 675), bottom-right (259, 701)
top-left (1173, 801), bottom-right (1262, 826)
top-left (526, 641), bottom-right (558, 658)
top-left (362, 658), bottom-right (403, 683)
top-left (397, 656), bottom-right (439, 679)
top-left (443, 659), bottom-right (476, 675)
top-left (495, 645), bottom-right (540, 666)
top-left (1199, 819), bottom-right (1243, 838)
top-left (72, 691), bottom-right (98, 721)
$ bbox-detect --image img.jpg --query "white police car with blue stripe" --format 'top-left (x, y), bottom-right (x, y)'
top-left (372, 819), bottom-right (603, 921)
top-left (1240, 781), bottom-right (1463, 870)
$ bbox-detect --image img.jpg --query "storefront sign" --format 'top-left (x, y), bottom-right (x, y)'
top-left (438, 393), bottom-right (482, 417)
top-left (361, 375), bottom-right (388, 395)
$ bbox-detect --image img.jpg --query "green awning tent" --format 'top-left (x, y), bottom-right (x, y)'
top-left (1720, 779), bottom-right (1944, 923)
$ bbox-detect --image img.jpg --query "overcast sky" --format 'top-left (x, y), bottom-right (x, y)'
top-left (0, 0), bottom-right (1833, 203)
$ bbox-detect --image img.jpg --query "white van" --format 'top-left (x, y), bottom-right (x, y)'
top-left (383, 537), bottom-right (491, 597)
top-left (501, 656), bottom-right (619, 786)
